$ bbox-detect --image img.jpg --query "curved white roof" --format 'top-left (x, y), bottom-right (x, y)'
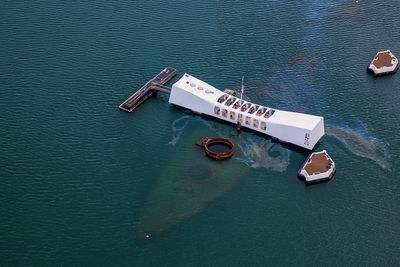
top-left (169, 73), bottom-right (325, 150)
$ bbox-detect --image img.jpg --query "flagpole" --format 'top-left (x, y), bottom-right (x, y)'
top-left (237, 76), bottom-right (244, 131)
top-left (240, 76), bottom-right (244, 101)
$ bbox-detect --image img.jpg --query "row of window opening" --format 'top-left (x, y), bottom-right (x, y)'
top-left (217, 94), bottom-right (275, 118)
top-left (215, 107), bottom-right (267, 130)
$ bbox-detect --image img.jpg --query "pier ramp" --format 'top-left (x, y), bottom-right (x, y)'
top-left (119, 67), bottom-right (177, 112)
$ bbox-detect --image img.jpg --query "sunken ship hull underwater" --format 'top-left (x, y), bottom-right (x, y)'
top-left (137, 123), bottom-right (249, 238)
top-left (169, 74), bottom-right (325, 150)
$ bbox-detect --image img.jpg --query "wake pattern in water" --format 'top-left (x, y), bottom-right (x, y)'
top-left (168, 115), bottom-right (191, 146)
top-left (326, 124), bottom-right (391, 170)
top-left (168, 116), bottom-right (290, 172)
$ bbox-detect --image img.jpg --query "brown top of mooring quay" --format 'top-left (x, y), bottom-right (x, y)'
top-left (304, 152), bottom-right (333, 176)
top-left (372, 51), bottom-right (395, 68)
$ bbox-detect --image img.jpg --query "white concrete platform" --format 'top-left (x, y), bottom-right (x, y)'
top-left (298, 150), bottom-right (336, 183)
top-left (367, 50), bottom-right (398, 76)
top-left (169, 74), bottom-right (325, 150)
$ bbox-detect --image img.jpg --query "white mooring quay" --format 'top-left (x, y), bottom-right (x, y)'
top-left (169, 74), bottom-right (325, 150)
top-left (298, 150), bottom-right (336, 183)
top-left (367, 50), bottom-right (398, 76)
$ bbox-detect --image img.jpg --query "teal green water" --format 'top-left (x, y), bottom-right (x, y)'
top-left (1, 1), bottom-right (400, 265)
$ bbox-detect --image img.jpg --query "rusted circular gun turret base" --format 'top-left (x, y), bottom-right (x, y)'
top-left (196, 137), bottom-right (234, 160)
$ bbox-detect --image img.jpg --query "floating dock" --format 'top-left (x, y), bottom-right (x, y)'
top-left (119, 67), bottom-right (177, 112)
top-left (367, 50), bottom-right (398, 76)
top-left (298, 150), bottom-right (336, 183)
